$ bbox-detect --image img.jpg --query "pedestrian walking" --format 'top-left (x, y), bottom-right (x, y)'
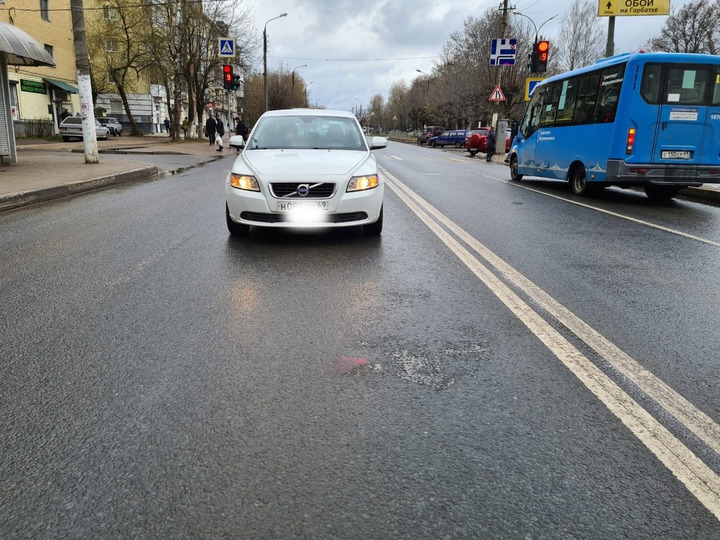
top-left (164, 118), bottom-right (171, 135)
top-left (182, 117), bottom-right (189, 139)
top-left (215, 114), bottom-right (225, 152)
top-left (235, 117), bottom-right (248, 139)
top-left (205, 115), bottom-right (217, 146)
top-left (486, 127), bottom-right (496, 162)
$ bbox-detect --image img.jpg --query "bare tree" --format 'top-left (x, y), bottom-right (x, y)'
top-left (644, 0), bottom-right (720, 54)
top-left (554, 0), bottom-right (605, 71)
top-left (87, 0), bottom-right (155, 135)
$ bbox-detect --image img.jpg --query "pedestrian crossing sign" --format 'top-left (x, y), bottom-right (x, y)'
top-left (219, 38), bottom-right (235, 57)
top-left (488, 85), bottom-right (506, 102)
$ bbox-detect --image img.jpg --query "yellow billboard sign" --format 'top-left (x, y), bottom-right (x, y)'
top-left (598, 0), bottom-right (670, 16)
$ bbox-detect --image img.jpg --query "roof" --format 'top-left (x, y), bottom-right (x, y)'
top-left (260, 108), bottom-right (355, 119)
top-left (0, 21), bottom-right (55, 67)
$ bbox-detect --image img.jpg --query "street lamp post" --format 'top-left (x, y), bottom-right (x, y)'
top-left (305, 81), bottom-right (313, 108)
top-left (416, 69), bottom-right (430, 92)
top-left (513, 12), bottom-right (557, 44)
top-left (291, 64), bottom-right (307, 108)
top-left (263, 12), bottom-right (287, 112)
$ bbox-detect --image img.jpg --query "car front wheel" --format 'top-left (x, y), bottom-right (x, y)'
top-left (226, 204), bottom-right (250, 236)
top-left (363, 206), bottom-right (383, 236)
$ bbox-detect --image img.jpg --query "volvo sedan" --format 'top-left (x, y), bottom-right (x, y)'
top-left (225, 109), bottom-right (387, 236)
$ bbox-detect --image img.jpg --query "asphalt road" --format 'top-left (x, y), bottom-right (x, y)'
top-left (1, 143), bottom-right (719, 538)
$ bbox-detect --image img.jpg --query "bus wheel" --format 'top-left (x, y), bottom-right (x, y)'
top-left (570, 165), bottom-right (591, 196)
top-left (509, 156), bottom-right (523, 181)
top-left (645, 185), bottom-right (680, 201)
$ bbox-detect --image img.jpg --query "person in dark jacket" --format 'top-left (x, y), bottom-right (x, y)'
top-left (215, 115), bottom-right (225, 151)
top-left (235, 117), bottom-right (248, 139)
top-left (486, 127), bottom-right (497, 162)
top-left (205, 115), bottom-right (217, 146)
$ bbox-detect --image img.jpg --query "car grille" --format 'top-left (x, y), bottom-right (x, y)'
top-left (240, 211), bottom-right (367, 223)
top-left (270, 183), bottom-right (336, 198)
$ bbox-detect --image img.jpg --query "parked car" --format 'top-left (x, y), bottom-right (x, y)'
top-left (97, 117), bottom-right (123, 136)
top-left (59, 117), bottom-right (110, 141)
top-left (465, 127), bottom-right (512, 156)
top-left (225, 108), bottom-right (387, 236)
top-left (428, 129), bottom-right (468, 148)
top-left (417, 126), bottom-right (444, 145)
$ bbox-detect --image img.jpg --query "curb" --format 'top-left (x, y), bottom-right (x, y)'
top-left (0, 166), bottom-right (158, 213)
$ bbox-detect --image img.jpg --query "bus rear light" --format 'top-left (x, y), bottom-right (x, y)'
top-left (629, 168), bottom-right (647, 174)
top-left (626, 128), bottom-right (636, 154)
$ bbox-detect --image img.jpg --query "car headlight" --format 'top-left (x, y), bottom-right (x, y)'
top-left (347, 174), bottom-right (379, 192)
top-left (230, 174), bottom-right (259, 191)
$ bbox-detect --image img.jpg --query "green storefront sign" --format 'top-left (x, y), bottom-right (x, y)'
top-left (20, 80), bottom-right (47, 94)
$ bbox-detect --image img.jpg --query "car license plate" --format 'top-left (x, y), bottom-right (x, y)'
top-left (276, 200), bottom-right (329, 212)
top-left (661, 150), bottom-right (691, 159)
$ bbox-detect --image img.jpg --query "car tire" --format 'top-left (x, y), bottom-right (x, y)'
top-left (363, 206), bottom-right (383, 236)
top-left (644, 185), bottom-right (680, 201)
top-left (509, 155), bottom-right (523, 181)
top-left (105, 131), bottom-right (110, 140)
top-left (469, 150), bottom-right (477, 156)
top-left (455, 142), bottom-right (461, 148)
top-left (62, 136), bottom-right (69, 142)
top-left (226, 205), bottom-right (250, 236)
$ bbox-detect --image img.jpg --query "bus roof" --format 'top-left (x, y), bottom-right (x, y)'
top-left (539, 51), bottom-right (720, 87)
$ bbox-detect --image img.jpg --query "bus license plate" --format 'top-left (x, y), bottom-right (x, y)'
top-left (661, 150), bottom-right (691, 159)
top-left (277, 200), bottom-right (329, 212)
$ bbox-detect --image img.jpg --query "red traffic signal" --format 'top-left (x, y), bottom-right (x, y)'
top-left (222, 65), bottom-right (233, 89)
top-left (531, 40), bottom-right (550, 73)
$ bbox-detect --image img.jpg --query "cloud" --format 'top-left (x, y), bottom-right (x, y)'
top-left (248, 0), bottom-right (692, 113)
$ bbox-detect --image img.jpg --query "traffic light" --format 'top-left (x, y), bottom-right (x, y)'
top-left (531, 40), bottom-right (550, 73)
top-left (232, 75), bottom-right (241, 91)
top-left (222, 64), bottom-right (233, 90)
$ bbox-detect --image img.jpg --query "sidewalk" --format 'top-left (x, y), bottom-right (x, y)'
top-left (0, 134), bottom-right (229, 213)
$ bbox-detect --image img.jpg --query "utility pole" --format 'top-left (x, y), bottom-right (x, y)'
top-left (492, 0), bottom-right (510, 133)
top-left (70, 0), bottom-right (98, 163)
top-left (605, 16), bottom-right (615, 57)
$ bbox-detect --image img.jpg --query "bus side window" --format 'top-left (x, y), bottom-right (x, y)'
top-left (713, 69), bottom-right (720, 105)
top-left (555, 78), bottom-right (578, 125)
top-left (539, 82), bottom-right (560, 127)
top-left (641, 64), bottom-right (663, 104)
top-left (521, 86), bottom-right (544, 137)
top-left (573, 74), bottom-right (600, 124)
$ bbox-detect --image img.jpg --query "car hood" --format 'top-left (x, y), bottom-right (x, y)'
top-left (242, 149), bottom-right (370, 176)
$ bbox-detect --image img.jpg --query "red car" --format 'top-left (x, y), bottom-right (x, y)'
top-left (465, 127), bottom-right (511, 156)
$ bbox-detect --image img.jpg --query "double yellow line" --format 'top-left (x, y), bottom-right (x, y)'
top-left (384, 169), bottom-right (720, 520)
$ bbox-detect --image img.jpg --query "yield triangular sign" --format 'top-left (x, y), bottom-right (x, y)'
top-left (488, 85), bottom-right (506, 102)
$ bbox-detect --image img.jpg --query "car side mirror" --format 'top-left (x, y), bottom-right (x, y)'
top-left (367, 136), bottom-right (388, 150)
top-left (229, 135), bottom-right (245, 149)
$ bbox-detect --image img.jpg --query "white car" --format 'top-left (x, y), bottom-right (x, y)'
top-left (59, 117), bottom-right (111, 142)
top-left (225, 109), bottom-right (387, 236)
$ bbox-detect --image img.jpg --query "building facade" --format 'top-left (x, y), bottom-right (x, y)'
top-left (1, 0), bottom-right (80, 137)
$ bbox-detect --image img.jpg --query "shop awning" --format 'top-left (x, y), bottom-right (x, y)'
top-left (0, 21), bottom-right (55, 67)
top-left (43, 77), bottom-right (78, 94)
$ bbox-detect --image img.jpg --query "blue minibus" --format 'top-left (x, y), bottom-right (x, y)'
top-left (508, 52), bottom-right (720, 200)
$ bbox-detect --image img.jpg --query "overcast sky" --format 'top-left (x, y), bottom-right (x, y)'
top-left (246, 0), bottom-right (693, 112)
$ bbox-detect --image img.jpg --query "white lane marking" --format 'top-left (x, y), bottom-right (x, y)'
top-left (384, 170), bottom-right (720, 521)
top-left (388, 155), bottom-right (405, 161)
top-left (387, 170), bottom-right (720, 456)
top-left (477, 173), bottom-right (720, 248)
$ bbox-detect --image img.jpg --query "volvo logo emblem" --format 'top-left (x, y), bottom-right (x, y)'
top-left (297, 184), bottom-right (310, 197)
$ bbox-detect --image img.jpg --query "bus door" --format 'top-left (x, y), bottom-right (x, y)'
top-left (649, 65), bottom-right (713, 165)
top-left (516, 85), bottom-right (546, 171)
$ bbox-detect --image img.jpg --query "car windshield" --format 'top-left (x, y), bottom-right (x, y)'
top-left (247, 115), bottom-right (366, 151)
